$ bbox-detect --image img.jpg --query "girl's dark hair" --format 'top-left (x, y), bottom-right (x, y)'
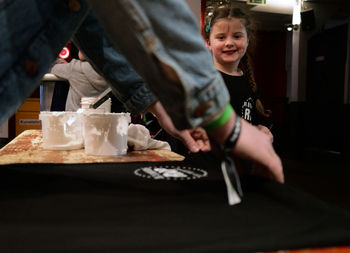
top-left (203, 5), bottom-right (258, 93)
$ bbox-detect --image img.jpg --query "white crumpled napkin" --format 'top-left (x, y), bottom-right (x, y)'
top-left (127, 124), bottom-right (171, 151)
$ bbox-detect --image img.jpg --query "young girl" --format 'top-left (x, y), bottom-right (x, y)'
top-left (203, 6), bottom-right (272, 139)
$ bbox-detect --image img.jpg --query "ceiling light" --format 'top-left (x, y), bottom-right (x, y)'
top-left (285, 24), bottom-right (300, 31)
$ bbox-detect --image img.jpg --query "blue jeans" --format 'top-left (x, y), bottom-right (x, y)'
top-left (0, 0), bottom-right (229, 129)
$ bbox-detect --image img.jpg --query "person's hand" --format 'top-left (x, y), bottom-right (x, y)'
top-left (208, 113), bottom-right (284, 183)
top-left (182, 128), bottom-right (211, 153)
top-left (148, 101), bottom-right (210, 153)
top-left (256, 124), bottom-right (273, 143)
top-left (234, 119), bottom-right (283, 183)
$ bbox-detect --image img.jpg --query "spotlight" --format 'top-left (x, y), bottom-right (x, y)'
top-left (285, 24), bottom-right (299, 31)
top-left (59, 46), bottom-right (70, 60)
top-left (286, 24), bottom-right (293, 31)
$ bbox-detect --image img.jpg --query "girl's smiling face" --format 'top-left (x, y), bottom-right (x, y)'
top-left (207, 17), bottom-right (249, 73)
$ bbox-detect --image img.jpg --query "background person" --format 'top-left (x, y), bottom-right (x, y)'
top-left (203, 5), bottom-right (273, 140)
top-left (50, 51), bottom-right (110, 112)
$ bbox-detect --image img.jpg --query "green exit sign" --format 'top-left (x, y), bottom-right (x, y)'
top-left (247, 0), bottom-right (266, 4)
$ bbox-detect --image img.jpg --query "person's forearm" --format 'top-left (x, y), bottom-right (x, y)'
top-left (50, 62), bottom-right (72, 80)
top-left (205, 107), bottom-right (284, 183)
top-left (206, 112), bottom-right (236, 145)
top-left (147, 100), bottom-right (211, 153)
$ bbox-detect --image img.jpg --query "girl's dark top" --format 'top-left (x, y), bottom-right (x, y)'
top-left (220, 71), bottom-right (260, 125)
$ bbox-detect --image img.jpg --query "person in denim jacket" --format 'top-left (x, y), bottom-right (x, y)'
top-left (0, 0), bottom-right (283, 183)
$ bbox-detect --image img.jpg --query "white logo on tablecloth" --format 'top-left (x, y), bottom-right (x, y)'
top-left (134, 166), bottom-right (208, 180)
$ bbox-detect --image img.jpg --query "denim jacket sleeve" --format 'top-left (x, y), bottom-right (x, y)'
top-left (0, 0), bottom-right (89, 126)
top-left (0, 0), bottom-right (229, 129)
top-left (0, 1), bottom-right (155, 126)
top-left (73, 12), bottom-right (157, 115)
top-left (87, 0), bottom-right (230, 129)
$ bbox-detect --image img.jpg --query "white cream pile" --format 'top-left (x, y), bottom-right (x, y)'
top-left (82, 112), bottom-right (130, 156)
top-left (39, 111), bottom-right (84, 150)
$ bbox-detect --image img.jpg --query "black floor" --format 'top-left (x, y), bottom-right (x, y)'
top-left (282, 150), bottom-right (350, 212)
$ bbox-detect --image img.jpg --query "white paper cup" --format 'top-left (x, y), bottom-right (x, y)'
top-left (39, 111), bottom-right (83, 150)
top-left (82, 112), bottom-right (130, 156)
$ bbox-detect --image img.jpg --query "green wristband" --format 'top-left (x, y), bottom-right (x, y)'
top-left (204, 104), bottom-right (233, 131)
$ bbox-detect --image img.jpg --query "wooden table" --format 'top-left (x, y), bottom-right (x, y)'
top-left (0, 129), bottom-right (184, 165)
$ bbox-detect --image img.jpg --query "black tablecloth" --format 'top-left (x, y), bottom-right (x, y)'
top-left (1, 153), bottom-right (350, 253)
